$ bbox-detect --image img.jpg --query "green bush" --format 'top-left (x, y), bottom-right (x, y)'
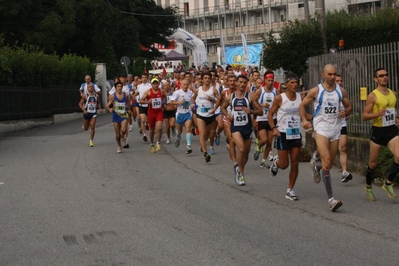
top-left (0, 44), bottom-right (95, 87)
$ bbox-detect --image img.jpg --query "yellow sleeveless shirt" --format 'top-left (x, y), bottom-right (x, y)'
top-left (372, 89), bottom-right (396, 127)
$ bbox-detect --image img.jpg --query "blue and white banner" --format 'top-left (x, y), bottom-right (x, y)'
top-left (225, 43), bottom-right (263, 66)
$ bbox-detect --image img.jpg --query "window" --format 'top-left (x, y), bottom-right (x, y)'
top-left (224, 0), bottom-right (230, 9)
top-left (184, 3), bottom-right (189, 16)
top-left (235, 20), bottom-right (239, 27)
top-left (214, 22), bottom-right (218, 30)
top-left (204, 0), bottom-right (209, 12)
top-left (257, 17), bottom-right (263, 25)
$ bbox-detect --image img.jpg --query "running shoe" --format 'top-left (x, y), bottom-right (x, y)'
top-left (328, 198), bottom-right (342, 212)
top-left (81, 125), bottom-right (84, 130)
top-left (215, 133), bottom-right (221, 146)
top-left (270, 155), bottom-right (279, 176)
top-left (268, 151), bottom-right (274, 161)
top-left (172, 128), bottom-right (176, 137)
top-left (89, 140), bottom-right (94, 147)
top-left (234, 165), bottom-right (239, 185)
top-left (129, 125), bottom-right (133, 132)
top-left (234, 163), bottom-right (239, 174)
top-left (166, 139), bottom-right (171, 144)
top-left (341, 171), bottom-right (353, 183)
top-left (310, 158), bottom-right (321, 183)
top-left (382, 183), bottom-right (397, 198)
top-left (209, 147), bottom-right (215, 155)
top-left (175, 134), bottom-right (181, 148)
top-left (260, 159), bottom-right (270, 169)
top-left (117, 147), bottom-right (122, 153)
top-left (312, 151), bottom-right (319, 162)
top-left (139, 128), bottom-right (142, 135)
top-left (237, 173), bottom-right (246, 186)
top-left (286, 190), bottom-right (298, 201)
top-left (226, 144), bottom-right (230, 152)
top-left (205, 153), bottom-right (211, 163)
top-left (253, 146), bottom-right (260, 161)
top-left (156, 142), bottom-right (161, 151)
top-left (150, 144), bottom-right (156, 153)
top-left (123, 139), bottom-right (129, 148)
top-left (186, 145), bottom-right (192, 154)
top-left (143, 135), bottom-right (148, 142)
top-left (365, 186), bottom-right (376, 201)
top-left (145, 123), bottom-right (149, 131)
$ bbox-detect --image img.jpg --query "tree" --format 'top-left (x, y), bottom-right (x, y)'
top-left (262, 19), bottom-right (323, 76)
top-left (0, 0), bottom-right (182, 77)
top-left (262, 7), bottom-right (399, 76)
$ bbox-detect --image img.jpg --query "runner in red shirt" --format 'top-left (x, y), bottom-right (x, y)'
top-left (140, 78), bottom-right (167, 153)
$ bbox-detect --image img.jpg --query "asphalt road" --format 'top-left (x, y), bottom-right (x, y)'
top-left (1, 113), bottom-right (399, 266)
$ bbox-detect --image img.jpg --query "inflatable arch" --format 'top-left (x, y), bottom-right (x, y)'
top-left (168, 28), bottom-right (208, 68)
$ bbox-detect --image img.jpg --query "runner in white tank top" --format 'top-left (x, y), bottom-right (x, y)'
top-left (300, 64), bottom-right (352, 212)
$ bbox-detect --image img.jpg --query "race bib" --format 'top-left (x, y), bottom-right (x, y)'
top-left (286, 119), bottom-right (300, 139)
top-left (114, 102), bottom-right (125, 114)
top-left (383, 108), bottom-right (395, 127)
top-left (151, 98), bottom-right (162, 109)
top-left (182, 100), bottom-right (190, 110)
top-left (87, 101), bottom-right (96, 113)
top-left (166, 96), bottom-right (172, 104)
top-left (233, 111), bottom-right (248, 126)
top-left (323, 101), bottom-right (339, 119)
top-left (136, 96), bottom-right (140, 102)
top-left (200, 103), bottom-right (212, 113)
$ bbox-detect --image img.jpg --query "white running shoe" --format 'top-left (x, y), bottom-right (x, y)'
top-left (286, 190), bottom-right (298, 201)
top-left (268, 151), bottom-right (274, 161)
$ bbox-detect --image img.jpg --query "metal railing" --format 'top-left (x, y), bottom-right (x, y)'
top-left (303, 42), bottom-right (399, 136)
top-left (180, 0), bottom-right (300, 17)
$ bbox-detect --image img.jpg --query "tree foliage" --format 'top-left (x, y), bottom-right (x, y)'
top-left (263, 7), bottom-right (399, 76)
top-left (262, 19), bottom-right (323, 76)
top-left (326, 8), bottom-right (399, 50)
top-left (0, 0), bottom-right (181, 77)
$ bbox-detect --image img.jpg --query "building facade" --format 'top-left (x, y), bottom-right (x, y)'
top-left (155, 0), bottom-right (386, 66)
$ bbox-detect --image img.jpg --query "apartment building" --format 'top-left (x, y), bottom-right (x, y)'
top-left (155, 0), bottom-right (386, 65)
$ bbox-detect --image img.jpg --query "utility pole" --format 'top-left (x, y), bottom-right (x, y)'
top-left (315, 0), bottom-right (327, 53)
top-left (304, 0), bottom-right (310, 23)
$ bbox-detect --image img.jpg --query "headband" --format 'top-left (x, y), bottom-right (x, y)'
top-left (265, 73), bottom-right (274, 79)
top-left (285, 76), bottom-right (298, 83)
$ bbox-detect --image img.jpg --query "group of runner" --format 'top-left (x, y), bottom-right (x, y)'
top-left (78, 65), bottom-right (399, 212)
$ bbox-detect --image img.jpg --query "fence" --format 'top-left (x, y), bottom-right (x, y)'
top-left (0, 86), bottom-right (81, 121)
top-left (303, 42), bottom-right (399, 136)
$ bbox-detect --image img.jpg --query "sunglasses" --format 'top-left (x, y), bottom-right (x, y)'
top-left (377, 73), bottom-right (388, 78)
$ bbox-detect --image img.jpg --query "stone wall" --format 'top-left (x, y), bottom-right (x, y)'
top-left (304, 132), bottom-right (369, 175)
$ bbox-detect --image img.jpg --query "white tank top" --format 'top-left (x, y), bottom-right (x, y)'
top-left (196, 86), bottom-right (215, 117)
top-left (276, 93), bottom-right (301, 140)
top-left (256, 87), bottom-right (277, 122)
top-left (313, 84), bottom-right (343, 131)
